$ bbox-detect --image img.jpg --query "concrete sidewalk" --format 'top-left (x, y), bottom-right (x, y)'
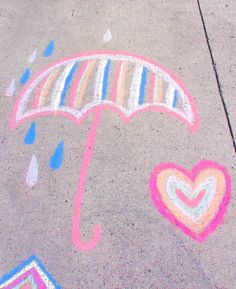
top-left (0, 1), bottom-right (235, 288)
top-left (200, 0), bottom-right (236, 146)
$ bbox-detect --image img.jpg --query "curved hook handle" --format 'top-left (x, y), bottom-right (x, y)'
top-left (71, 110), bottom-right (102, 251)
top-left (72, 222), bottom-right (101, 251)
top-left (71, 168), bottom-right (102, 251)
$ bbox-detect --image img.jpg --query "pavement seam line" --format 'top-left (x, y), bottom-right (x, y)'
top-left (197, 0), bottom-right (236, 154)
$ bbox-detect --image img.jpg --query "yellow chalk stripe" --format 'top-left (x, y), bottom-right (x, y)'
top-left (39, 69), bottom-right (60, 107)
top-left (117, 62), bottom-right (127, 106)
top-left (76, 60), bottom-right (96, 108)
top-left (157, 77), bottom-right (163, 103)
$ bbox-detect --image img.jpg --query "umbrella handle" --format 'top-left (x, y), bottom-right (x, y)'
top-left (71, 109), bottom-right (103, 251)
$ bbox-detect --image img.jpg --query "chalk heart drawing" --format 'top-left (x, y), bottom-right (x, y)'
top-left (149, 160), bottom-right (231, 242)
top-left (10, 51), bottom-right (199, 251)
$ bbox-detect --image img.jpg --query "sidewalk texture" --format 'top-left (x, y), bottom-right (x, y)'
top-left (0, 1), bottom-right (235, 288)
top-left (200, 0), bottom-right (236, 149)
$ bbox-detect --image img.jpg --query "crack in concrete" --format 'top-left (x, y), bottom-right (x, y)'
top-left (197, 0), bottom-right (236, 154)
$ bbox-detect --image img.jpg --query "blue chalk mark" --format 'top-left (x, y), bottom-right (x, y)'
top-left (101, 59), bottom-right (111, 100)
top-left (20, 68), bottom-right (30, 85)
top-left (0, 255), bottom-right (61, 288)
top-left (172, 89), bottom-right (179, 108)
top-left (49, 141), bottom-right (64, 170)
top-left (24, 122), bottom-right (36, 144)
top-left (138, 66), bottom-right (147, 105)
top-left (60, 62), bottom-right (78, 106)
top-left (43, 40), bottom-right (55, 57)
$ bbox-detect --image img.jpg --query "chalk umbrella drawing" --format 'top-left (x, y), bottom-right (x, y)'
top-left (10, 51), bottom-right (199, 251)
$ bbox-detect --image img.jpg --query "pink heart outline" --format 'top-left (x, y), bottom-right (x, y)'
top-left (149, 160), bottom-right (231, 242)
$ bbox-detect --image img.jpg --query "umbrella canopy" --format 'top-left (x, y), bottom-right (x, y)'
top-left (10, 51), bottom-right (199, 131)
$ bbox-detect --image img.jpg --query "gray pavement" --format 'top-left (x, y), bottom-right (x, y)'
top-left (0, 1), bottom-right (236, 288)
top-left (200, 0), bottom-right (236, 146)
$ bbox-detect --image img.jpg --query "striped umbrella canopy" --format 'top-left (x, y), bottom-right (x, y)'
top-left (10, 51), bottom-right (199, 251)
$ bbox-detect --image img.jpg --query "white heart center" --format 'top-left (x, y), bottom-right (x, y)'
top-left (166, 175), bottom-right (216, 223)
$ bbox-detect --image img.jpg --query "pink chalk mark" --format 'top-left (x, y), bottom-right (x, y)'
top-left (10, 103), bottom-right (198, 133)
top-left (69, 61), bottom-right (88, 107)
top-left (176, 189), bottom-right (206, 208)
top-left (149, 160), bottom-right (231, 242)
top-left (111, 62), bottom-right (122, 102)
top-left (71, 109), bottom-right (102, 251)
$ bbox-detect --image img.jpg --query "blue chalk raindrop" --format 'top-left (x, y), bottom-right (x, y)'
top-left (43, 40), bottom-right (54, 57)
top-left (24, 122), bottom-right (36, 144)
top-left (20, 68), bottom-right (30, 85)
top-left (49, 141), bottom-right (64, 170)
